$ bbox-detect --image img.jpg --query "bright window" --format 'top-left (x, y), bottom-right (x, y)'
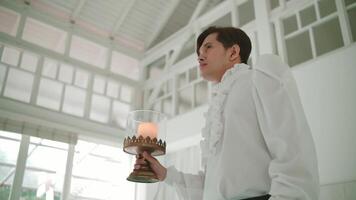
top-left (70, 140), bottom-right (135, 200)
top-left (22, 18), bottom-right (67, 54)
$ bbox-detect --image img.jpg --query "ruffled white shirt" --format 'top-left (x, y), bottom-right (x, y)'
top-left (164, 55), bottom-right (319, 200)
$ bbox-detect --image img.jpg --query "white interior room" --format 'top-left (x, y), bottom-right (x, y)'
top-left (0, 0), bottom-right (355, 200)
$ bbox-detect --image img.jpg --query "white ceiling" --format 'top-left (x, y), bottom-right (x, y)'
top-left (9, 0), bottom-right (225, 59)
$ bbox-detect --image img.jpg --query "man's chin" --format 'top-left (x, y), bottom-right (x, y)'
top-left (201, 74), bottom-right (216, 82)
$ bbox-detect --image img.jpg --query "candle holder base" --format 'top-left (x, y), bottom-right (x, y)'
top-left (123, 136), bottom-right (166, 183)
top-left (127, 169), bottom-right (159, 183)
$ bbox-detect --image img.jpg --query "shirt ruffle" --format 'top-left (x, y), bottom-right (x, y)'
top-left (200, 63), bottom-right (250, 168)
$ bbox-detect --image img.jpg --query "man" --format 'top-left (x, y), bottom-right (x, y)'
top-left (136, 26), bottom-right (319, 200)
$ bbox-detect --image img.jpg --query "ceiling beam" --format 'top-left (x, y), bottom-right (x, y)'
top-left (188, 0), bottom-right (209, 24)
top-left (167, 0), bottom-right (208, 67)
top-left (110, 0), bottom-right (137, 37)
top-left (70, 0), bottom-right (87, 24)
top-left (145, 0), bottom-right (181, 48)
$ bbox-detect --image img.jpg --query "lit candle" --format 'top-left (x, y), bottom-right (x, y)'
top-left (137, 122), bottom-right (158, 139)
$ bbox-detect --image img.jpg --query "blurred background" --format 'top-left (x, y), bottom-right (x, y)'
top-left (0, 0), bottom-right (355, 199)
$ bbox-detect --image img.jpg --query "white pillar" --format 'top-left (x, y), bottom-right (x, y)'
top-left (61, 144), bottom-right (75, 200)
top-left (253, 0), bottom-right (275, 54)
top-left (9, 134), bottom-right (30, 200)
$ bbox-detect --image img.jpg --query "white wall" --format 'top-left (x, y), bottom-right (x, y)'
top-left (165, 44), bottom-right (356, 187)
top-left (293, 44), bottom-right (356, 185)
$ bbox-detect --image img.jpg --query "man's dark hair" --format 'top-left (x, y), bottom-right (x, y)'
top-left (196, 26), bottom-right (252, 64)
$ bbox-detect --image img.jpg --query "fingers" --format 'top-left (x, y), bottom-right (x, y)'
top-left (142, 151), bottom-right (157, 163)
top-left (134, 152), bottom-right (160, 170)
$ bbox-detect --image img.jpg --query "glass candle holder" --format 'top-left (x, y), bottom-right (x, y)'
top-left (123, 110), bottom-right (167, 183)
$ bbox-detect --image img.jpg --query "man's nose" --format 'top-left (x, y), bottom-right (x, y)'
top-left (198, 52), bottom-right (205, 62)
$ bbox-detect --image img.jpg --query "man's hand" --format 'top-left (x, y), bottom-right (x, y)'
top-left (134, 151), bottom-right (167, 181)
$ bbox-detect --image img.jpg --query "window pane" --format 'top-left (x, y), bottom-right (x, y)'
top-left (189, 67), bottom-right (198, 82)
top-left (238, 0), bottom-right (255, 26)
top-left (270, 0), bottom-right (280, 10)
top-left (318, 0), bottom-right (337, 18)
top-left (283, 15), bottom-right (298, 35)
top-left (195, 81), bottom-right (208, 107)
top-left (70, 35), bottom-right (107, 68)
top-left (1, 46), bottom-right (20, 66)
top-left (178, 86), bottom-right (192, 114)
top-left (42, 58), bottom-right (58, 79)
top-left (300, 5), bottom-right (317, 27)
top-left (93, 75), bottom-right (106, 94)
top-left (37, 78), bottom-right (63, 110)
top-left (0, 64), bottom-right (7, 94)
top-left (22, 18), bottom-right (67, 53)
top-left (106, 80), bottom-right (119, 98)
top-left (20, 52), bottom-right (38, 72)
top-left (90, 94), bottom-right (110, 123)
top-left (147, 56), bottom-right (165, 80)
top-left (74, 69), bottom-right (89, 89)
top-left (112, 101), bottom-right (130, 127)
top-left (58, 64), bottom-right (74, 84)
top-left (4, 68), bottom-right (34, 102)
top-left (313, 17), bottom-right (344, 56)
top-left (175, 35), bottom-right (195, 64)
top-left (162, 96), bottom-right (172, 116)
top-left (120, 85), bottom-right (133, 102)
top-left (0, 6), bottom-right (20, 36)
top-left (178, 72), bottom-right (187, 88)
top-left (208, 13), bottom-right (232, 28)
top-left (62, 86), bottom-right (86, 117)
top-left (71, 140), bottom-right (134, 200)
top-left (345, 0), bottom-right (356, 6)
top-left (22, 137), bottom-right (68, 200)
top-left (110, 51), bottom-right (139, 80)
top-left (0, 134), bottom-right (21, 164)
top-left (151, 100), bottom-right (161, 112)
top-left (286, 31), bottom-right (313, 66)
top-left (0, 131), bottom-right (21, 200)
top-left (0, 130), bottom-right (21, 140)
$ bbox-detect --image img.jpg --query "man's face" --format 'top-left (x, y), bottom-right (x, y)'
top-left (197, 33), bottom-right (231, 82)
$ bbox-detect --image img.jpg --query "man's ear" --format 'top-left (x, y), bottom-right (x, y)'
top-left (229, 44), bottom-right (240, 62)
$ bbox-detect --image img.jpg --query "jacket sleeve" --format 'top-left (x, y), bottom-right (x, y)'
top-left (164, 166), bottom-right (205, 200)
top-left (252, 66), bottom-right (319, 200)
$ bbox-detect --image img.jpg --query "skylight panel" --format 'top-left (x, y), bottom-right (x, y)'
top-left (58, 63), bottom-right (74, 84)
top-left (22, 18), bottom-right (67, 53)
top-left (93, 75), bottom-right (106, 94)
top-left (120, 85), bottom-right (133, 103)
top-left (70, 35), bottom-right (108, 68)
top-left (90, 94), bottom-right (110, 123)
top-left (110, 51), bottom-right (140, 80)
top-left (4, 68), bottom-right (34, 102)
top-left (1, 46), bottom-right (20, 66)
top-left (42, 58), bottom-right (58, 79)
top-left (0, 64), bottom-right (7, 94)
top-left (106, 80), bottom-right (119, 98)
top-left (37, 78), bottom-right (63, 110)
top-left (112, 101), bottom-right (130, 128)
top-left (20, 52), bottom-right (38, 72)
top-left (74, 69), bottom-right (89, 89)
top-left (0, 6), bottom-right (20, 36)
top-left (62, 85), bottom-right (86, 117)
